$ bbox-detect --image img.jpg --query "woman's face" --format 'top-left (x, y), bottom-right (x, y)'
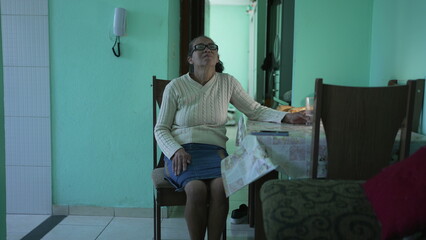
top-left (187, 37), bottom-right (219, 70)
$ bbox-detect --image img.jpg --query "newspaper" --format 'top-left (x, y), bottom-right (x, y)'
top-left (221, 135), bottom-right (278, 197)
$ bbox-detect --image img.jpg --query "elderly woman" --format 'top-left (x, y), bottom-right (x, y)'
top-left (154, 35), bottom-right (306, 240)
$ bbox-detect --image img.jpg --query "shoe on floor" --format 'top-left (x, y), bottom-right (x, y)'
top-left (230, 204), bottom-right (248, 224)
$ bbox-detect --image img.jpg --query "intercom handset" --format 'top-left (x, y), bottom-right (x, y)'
top-left (112, 8), bottom-right (126, 57)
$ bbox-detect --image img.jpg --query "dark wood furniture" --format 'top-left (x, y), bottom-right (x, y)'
top-left (151, 76), bottom-right (186, 240)
top-left (311, 78), bottom-right (417, 180)
top-left (388, 79), bottom-right (424, 133)
top-left (259, 78), bottom-right (418, 240)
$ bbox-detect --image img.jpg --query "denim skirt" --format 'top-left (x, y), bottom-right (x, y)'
top-left (164, 143), bottom-right (228, 192)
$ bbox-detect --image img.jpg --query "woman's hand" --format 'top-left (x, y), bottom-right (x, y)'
top-left (282, 112), bottom-right (309, 124)
top-left (171, 148), bottom-right (191, 176)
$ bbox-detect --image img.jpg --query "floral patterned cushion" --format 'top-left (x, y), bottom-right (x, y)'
top-left (260, 179), bottom-right (380, 240)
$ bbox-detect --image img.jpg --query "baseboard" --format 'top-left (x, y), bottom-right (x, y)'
top-left (52, 205), bottom-right (168, 218)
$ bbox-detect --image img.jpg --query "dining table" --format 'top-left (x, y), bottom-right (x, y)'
top-left (221, 116), bottom-right (426, 240)
top-left (221, 117), bottom-right (327, 240)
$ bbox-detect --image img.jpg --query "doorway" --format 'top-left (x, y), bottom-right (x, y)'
top-left (205, 1), bottom-right (253, 93)
top-left (182, 0), bottom-right (295, 106)
top-left (263, 0), bottom-right (294, 107)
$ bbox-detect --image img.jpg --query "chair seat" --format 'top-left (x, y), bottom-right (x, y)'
top-left (260, 179), bottom-right (381, 240)
top-left (151, 167), bottom-right (175, 189)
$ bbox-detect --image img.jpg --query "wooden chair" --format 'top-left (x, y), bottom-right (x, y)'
top-left (260, 79), bottom-right (418, 239)
top-left (151, 75), bottom-right (226, 240)
top-left (151, 76), bottom-right (185, 240)
top-left (311, 78), bottom-right (417, 180)
top-left (388, 79), bottom-right (425, 134)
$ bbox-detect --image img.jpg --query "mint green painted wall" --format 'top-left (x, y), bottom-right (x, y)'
top-left (0, 15), bottom-right (6, 240)
top-left (168, 0), bottom-right (180, 79)
top-left (50, 0), bottom-right (177, 208)
top-left (209, 5), bottom-right (249, 90)
top-left (370, 0), bottom-right (426, 134)
top-left (292, 0), bottom-right (373, 106)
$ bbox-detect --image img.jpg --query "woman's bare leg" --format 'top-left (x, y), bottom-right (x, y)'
top-left (184, 180), bottom-right (209, 240)
top-left (207, 177), bottom-right (229, 240)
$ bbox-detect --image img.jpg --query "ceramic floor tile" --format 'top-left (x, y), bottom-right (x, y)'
top-left (228, 227), bottom-right (254, 237)
top-left (6, 214), bottom-right (49, 240)
top-left (159, 221), bottom-right (191, 240)
top-left (161, 217), bottom-right (187, 229)
top-left (159, 227), bottom-right (191, 240)
top-left (7, 214), bottom-right (254, 240)
top-left (6, 214), bottom-right (49, 232)
top-left (160, 217), bottom-right (190, 239)
top-left (96, 217), bottom-right (153, 240)
top-left (6, 231), bottom-right (25, 240)
top-left (59, 215), bottom-right (113, 226)
top-left (41, 224), bottom-right (106, 240)
top-left (226, 218), bottom-right (254, 239)
top-left (227, 222), bottom-right (253, 231)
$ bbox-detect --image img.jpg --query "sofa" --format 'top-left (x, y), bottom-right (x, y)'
top-left (260, 147), bottom-right (426, 240)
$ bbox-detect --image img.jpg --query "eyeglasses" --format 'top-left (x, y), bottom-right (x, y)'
top-left (191, 43), bottom-right (219, 54)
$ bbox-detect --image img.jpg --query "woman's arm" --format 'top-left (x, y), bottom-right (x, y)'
top-left (229, 75), bottom-right (307, 124)
top-left (154, 85), bottom-right (183, 159)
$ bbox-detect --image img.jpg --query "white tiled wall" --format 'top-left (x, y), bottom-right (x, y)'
top-left (1, 0), bottom-right (51, 214)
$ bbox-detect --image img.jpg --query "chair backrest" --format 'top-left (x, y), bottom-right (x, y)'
top-left (311, 78), bottom-right (417, 180)
top-left (152, 75), bottom-right (171, 169)
top-left (388, 79), bottom-right (425, 133)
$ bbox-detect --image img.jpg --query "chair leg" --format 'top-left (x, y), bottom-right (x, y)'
top-left (222, 225), bottom-right (227, 240)
top-left (153, 197), bottom-right (157, 240)
top-left (155, 200), bottom-right (161, 240)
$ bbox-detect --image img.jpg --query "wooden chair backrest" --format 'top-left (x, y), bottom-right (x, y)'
top-left (152, 76), bottom-right (171, 169)
top-left (388, 79), bottom-right (425, 133)
top-left (311, 78), bottom-right (417, 180)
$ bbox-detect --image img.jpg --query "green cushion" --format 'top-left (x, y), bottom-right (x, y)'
top-left (260, 179), bottom-right (380, 240)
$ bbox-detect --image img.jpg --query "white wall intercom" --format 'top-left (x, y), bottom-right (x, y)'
top-left (113, 8), bottom-right (126, 36)
top-left (112, 8), bottom-right (126, 57)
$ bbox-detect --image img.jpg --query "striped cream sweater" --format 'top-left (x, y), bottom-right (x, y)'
top-left (154, 73), bottom-right (287, 159)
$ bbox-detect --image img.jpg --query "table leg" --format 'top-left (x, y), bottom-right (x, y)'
top-left (248, 182), bottom-right (255, 227)
top-left (254, 170), bottom-right (278, 240)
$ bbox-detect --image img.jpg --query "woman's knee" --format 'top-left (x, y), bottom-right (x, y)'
top-left (209, 178), bottom-right (227, 203)
top-left (185, 180), bottom-right (208, 203)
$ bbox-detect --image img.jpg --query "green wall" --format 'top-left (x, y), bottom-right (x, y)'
top-left (208, 5), bottom-right (250, 90)
top-left (49, 0), bottom-right (178, 208)
top-left (46, 0), bottom-right (426, 211)
top-left (370, 0), bottom-right (426, 133)
top-left (292, 0), bottom-right (426, 133)
top-left (292, 0), bottom-right (373, 106)
top-left (168, 0), bottom-right (180, 79)
top-left (0, 14), bottom-right (6, 240)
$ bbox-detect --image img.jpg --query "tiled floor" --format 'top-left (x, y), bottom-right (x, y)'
top-left (7, 125), bottom-right (253, 239)
top-left (6, 186), bottom-right (253, 240)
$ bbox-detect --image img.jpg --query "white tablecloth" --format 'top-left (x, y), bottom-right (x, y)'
top-left (221, 117), bottom-right (426, 197)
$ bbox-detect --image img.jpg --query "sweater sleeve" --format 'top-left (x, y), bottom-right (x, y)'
top-left (229, 75), bottom-right (287, 123)
top-left (154, 83), bottom-right (183, 159)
